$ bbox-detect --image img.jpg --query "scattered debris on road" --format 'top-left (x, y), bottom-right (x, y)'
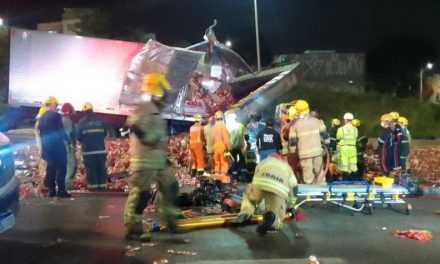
top-left (167, 249), bottom-right (197, 256)
top-left (125, 245), bottom-right (141, 257)
top-left (391, 229), bottom-right (433, 241)
top-left (142, 242), bottom-right (158, 247)
top-left (153, 259), bottom-right (169, 264)
top-left (309, 255), bottom-right (320, 264)
top-left (98, 215), bottom-right (110, 219)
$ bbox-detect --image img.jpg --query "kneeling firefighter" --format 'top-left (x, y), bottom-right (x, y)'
top-left (231, 153), bottom-right (298, 236)
top-left (124, 73), bottom-right (179, 242)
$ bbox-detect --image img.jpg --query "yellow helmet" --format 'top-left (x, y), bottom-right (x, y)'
top-left (389, 111), bottom-right (399, 120)
top-left (352, 119), bottom-right (361, 127)
top-left (142, 73), bottom-right (171, 97)
top-left (82, 102), bottom-right (93, 112)
top-left (381, 114), bottom-right (392, 122)
top-left (331, 118), bottom-right (341, 126)
top-left (287, 106), bottom-right (297, 120)
top-left (215, 111), bottom-right (224, 120)
top-left (45, 96), bottom-right (59, 105)
top-left (194, 114), bottom-right (202, 122)
top-left (294, 99), bottom-right (309, 115)
top-left (36, 106), bottom-right (48, 119)
top-left (398, 116), bottom-right (408, 126)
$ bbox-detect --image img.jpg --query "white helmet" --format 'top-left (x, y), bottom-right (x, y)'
top-left (343, 112), bottom-right (354, 120)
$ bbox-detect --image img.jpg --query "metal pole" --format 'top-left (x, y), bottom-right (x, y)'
top-left (254, 0), bottom-right (261, 72)
top-left (419, 68), bottom-right (423, 102)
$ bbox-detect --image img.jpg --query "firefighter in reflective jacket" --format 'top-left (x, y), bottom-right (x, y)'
top-left (211, 111), bottom-right (231, 184)
top-left (77, 103), bottom-right (108, 192)
top-left (352, 119), bottom-right (368, 179)
top-left (124, 73), bottom-right (179, 242)
top-left (231, 153), bottom-right (297, 235)
top-left (226, 112), bottom-right (250, 182)
top-left (378, 114), bottom-right (395, 174)
top-left (336, 113), bottom-right (358, 180)
top-left (289, 100), bottom-right (327, 184)
top-left (189, 114), bottom-right (206, 177)
top-left (397, 116), bottom-right (411, 170)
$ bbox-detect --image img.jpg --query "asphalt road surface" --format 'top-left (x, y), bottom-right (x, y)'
top-left (1, 193), bottom-right (440, 264)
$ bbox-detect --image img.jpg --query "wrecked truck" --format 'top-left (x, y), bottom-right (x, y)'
top-left (5, 24), bottom-right (304, 134)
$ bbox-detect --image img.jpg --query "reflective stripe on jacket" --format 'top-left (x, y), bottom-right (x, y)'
top-left (337, 124), bottom-right (358, 146)
top-left (289, 115), bottom-right (326, 158)
top-left (252, 157), bottom-right (297, 203)
top-left (77, 113), bottom-right (107, 155)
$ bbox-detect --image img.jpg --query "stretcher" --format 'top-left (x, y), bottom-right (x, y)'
top-left (151, 213), bottom-right (294, 231)
top-left (295, 181), bottom-right (411, 215)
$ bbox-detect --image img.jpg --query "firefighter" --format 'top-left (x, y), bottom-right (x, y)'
top-left (189, 114), bottom-right (206, 177)
top-left (289, 100), bottom-right (327, 184)
top-left (212, 111), bottom-right (231, 184)
top-left (389, 111), bottom-right (402, 170)
top-left (257, 117), bottom-right (282, 160)
top-left (38, 96), bottom-right (71, 198)
top-left (35, 106), bottom-right (48, 184)
top-left (352, 119), bottom-right (368, 179)
top-left (397, 116), bottom-right (411, 170)
top-left (280, 107), bottom-right (296, 157)
top-left (60, 103), bottom-right (77, 190)
top-left (247, 114), bottom-right (264, 151)
top-left (336, 113), bottom-right (358, 180)
top-left (124, 73), bottom-right (179, 242)
top-left (226, 113), bottom-right (249, 182)
top-left (204, 116), bottom-right (216, 173)
top-left (77, 103), bottom-right (108, 192)
top-left (231, 153), bottom-right (297, 236)
top-left (246, 114), bottom-right (264, 176)
top-left (329, 118), bottom-right (341, 154)
top-left (378, 114), bottom-right (395, 175)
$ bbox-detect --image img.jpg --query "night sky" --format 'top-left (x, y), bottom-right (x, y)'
top-left (2, 0), bottom-right (440, 94)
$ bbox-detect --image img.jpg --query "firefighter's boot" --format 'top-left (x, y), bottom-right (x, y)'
top-left (231, 214), bottom-right (251, 227)
top-left (125, 215), bottom-right (151, 242)
top-left (256, 211), bottom-right (276, 236)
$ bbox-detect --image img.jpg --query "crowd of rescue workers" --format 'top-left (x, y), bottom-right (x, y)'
top-left (33, 73), bottom-right (411, 242)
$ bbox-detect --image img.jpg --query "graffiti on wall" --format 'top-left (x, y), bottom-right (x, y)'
top-left (290, 53), bottom-right (365, 77)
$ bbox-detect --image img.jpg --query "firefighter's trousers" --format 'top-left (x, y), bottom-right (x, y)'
top-left (189, 142), bottom-right (205, 173)
top-left (124, 167), bottom-right (178, 231)
top-left (300, 155), bottom-right (325, 184)
top-left (239, 185), bottom-right (284, 229)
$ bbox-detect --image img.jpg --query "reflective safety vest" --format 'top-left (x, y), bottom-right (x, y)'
top-left (189, 123), bottom-right (205, 145)
top-left (336, 124), bottom-right (358, 146)
top-left (252, 157), bottom-right (297, 202)
top-left (229, 123), bottom-right (248, 150)
top-left (289, 115), bottom-right (326, 159)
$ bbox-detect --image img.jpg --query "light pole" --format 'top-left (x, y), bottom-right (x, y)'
top-left (419, 62), bottom-right (433, 102)
top-left (254, 0), bottom-right (261, 72)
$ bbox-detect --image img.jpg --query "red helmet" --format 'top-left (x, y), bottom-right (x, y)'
top-left (61, 103), bottom-right (75, 115)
